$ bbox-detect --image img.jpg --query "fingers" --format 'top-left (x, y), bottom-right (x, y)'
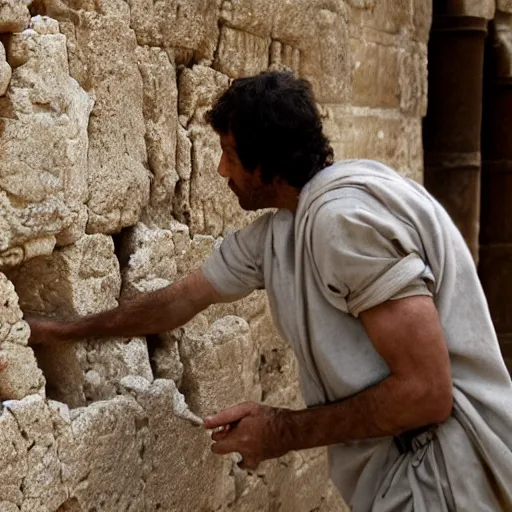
top-left (211, 439), bottom-right (239, 455)
top-left (211, 424), bottom-right (232, 442)
top-left (203, 402), bottom-right (256, 429)
top-left (238, 457), bottom-right (259, 471)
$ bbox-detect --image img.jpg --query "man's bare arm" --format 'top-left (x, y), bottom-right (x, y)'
top-left (285, 295), bottom-right (453, 447)
top-left (27, 269), bottom-right (225, 345)
top-left (206, 296), bottom-right (454, 468)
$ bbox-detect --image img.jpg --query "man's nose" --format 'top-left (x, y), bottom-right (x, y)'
top-left (217, 153), bottom-right (229, 178)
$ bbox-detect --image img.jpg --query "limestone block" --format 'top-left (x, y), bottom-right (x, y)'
top-left (347, 0), bottom-right (413, 35)
top-left (251, 309), bottom-right (302, 408)
top-left (60, 12), bottom-right (149, 235)
top-left (58, 396), bottom-right (147, 510)
top-left (127, 0), bottom-right (221, 64)
top-left (121, 222), bottom-right (177, 298)
top-left (0, 0), bottom-right (30, 33)
top-left (350, 39), bottom-right (400, 108)
top-left (13, 234), bottom-right (120, 317)
top-left (0, 23), bottom-right (92, 265)
top-left (0, 41), bottom-right (11, 96)
top-left (5, 395), bottom-right (67, 511)
top-left (221, 0), bottom-right (350, 103)
top-left (126, 379), bottom-right (235, 511)
top-left (136, 46), bottom-right (179, 228)
top-left (323, 107), bottom-right (423, 182)
top-left (0, 404), bottom-right (30, 506)
top-left (214, 26), bottom-right (271, 78)
top-left (178, 315), bottom-right (261, 416)
top-left (230, 449), bottom-right (346, 512)
top-left (399, 47), bottom-right (428, 116)
top-left (0, 273), bottom-right (45, 400)
top-left (12, 235), bottom-right (152, 407)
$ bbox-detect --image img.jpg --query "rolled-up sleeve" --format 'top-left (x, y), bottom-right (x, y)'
top-left (202, 213), bottom-right (272, 299)
top-left (312, 197), bottom-right (434, 317)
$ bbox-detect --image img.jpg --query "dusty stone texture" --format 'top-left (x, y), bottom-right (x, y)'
top-left (0, 0), bottom-right (30, 33)
top-left (127, 0), bottom-right (222, 64)
top-left (0, 0), bottom-right (434, 509)
top-left (9, 235), bottom-right (152, 408)
top-left (0, 20), bottom-right (92, 268)
top-left (0, 41), bottom-right (11, 96)
top-left (220, 0), bottom-right (350, 103)
top-left (60, 11), bottom-right (150, 235)
top-left (137, 46), bottom-right (180, 228)
top-left (0, 273), bottom-right (45, 401)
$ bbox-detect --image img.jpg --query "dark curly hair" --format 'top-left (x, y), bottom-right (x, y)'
top-left (206, 71), bottom-right (334, 189)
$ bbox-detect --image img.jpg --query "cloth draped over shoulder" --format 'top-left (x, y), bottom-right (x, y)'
top-left (203, 160), bottom-right (512, 511)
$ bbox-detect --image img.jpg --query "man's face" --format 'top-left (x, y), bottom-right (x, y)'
top-left (217, 132), bottom-right (277, 211)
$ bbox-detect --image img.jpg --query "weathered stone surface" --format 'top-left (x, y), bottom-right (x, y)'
top-left (127, 0), bottom-right (222, 64)
top-left (214, 25), bottom-right (271, 78)
top-left (0, 0), bottom-right (30, 33)
top-left (347, 0), bottom-right (413, 36)
top-left (11, 235), bottom-right (152, 407)
top-left (0, 273), bottom-right (45, 400)
top-left (60, 12), bottom-right (150, 235)
top-left (350, 38), bottom-right (400, 108)
top-left (222, 0), bottom-right (350, 103)
top-left (323, 106), bottom-right (423, 182)
top-left (0, 41), bottom-right (11, 96)
top-left (0, 21), bottom-right (92, 266)
top-left (137, 46), bottom-right (179, 228)
top-left (179, 315), bottom-right (261, 415)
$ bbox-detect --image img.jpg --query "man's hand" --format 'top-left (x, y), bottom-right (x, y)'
top-left (204, 402), bottom-right (294, 470)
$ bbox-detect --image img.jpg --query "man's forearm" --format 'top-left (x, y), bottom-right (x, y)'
top-left (284, 374), bottom-right (452, 452)
top-left (34, 270), bottom-right (216, 342)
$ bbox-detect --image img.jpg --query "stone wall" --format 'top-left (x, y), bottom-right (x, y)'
top-left (0, 1), bottom-right (431, 510)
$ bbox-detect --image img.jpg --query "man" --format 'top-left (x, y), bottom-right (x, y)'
top-left (29, 71), bottom-right (512, 511)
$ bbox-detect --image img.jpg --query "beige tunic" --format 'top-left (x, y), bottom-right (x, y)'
top-left (202, 159), bottom-right (512, 511)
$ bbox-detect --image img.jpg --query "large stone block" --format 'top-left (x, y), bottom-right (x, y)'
top-left (347, 0), bottom-right (413, 36)
top-left (0, 273), bottom-right (45, 400)
top-left (179, 315), bottom-right (262, 416)
top-left (127, 0), bottom-right (222, 64)
top-left (323, 107), bottom-right (423, 181)
top-left (0, 0), bottom-right (30, 33)
top-left (60, 12), bottom-right (150, 235)
top-left (137, 46), bottom-right (179, 228)
top-left (0, 18), bottom-right (92, 268)
top-left (350, 39), bottom-right (400, 108)
top-left (399, 46), bottom-right (428, 116)
top-left (11, 235), bottom-right (152, 407)
top-left (221, 0), bottom-right (350, 103)
top-left (214, 25), bottom-right (271, 78)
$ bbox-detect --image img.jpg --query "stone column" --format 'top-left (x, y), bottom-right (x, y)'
top-left (423, 13), bottom-right (488, 261)
top-left (479, 9), bottom-right (512, 371)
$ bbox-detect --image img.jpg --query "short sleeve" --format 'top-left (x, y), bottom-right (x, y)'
top-left (311, 196), bottom-right (435, 317)
top-left (202, 213), bottom-right (272, 299)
